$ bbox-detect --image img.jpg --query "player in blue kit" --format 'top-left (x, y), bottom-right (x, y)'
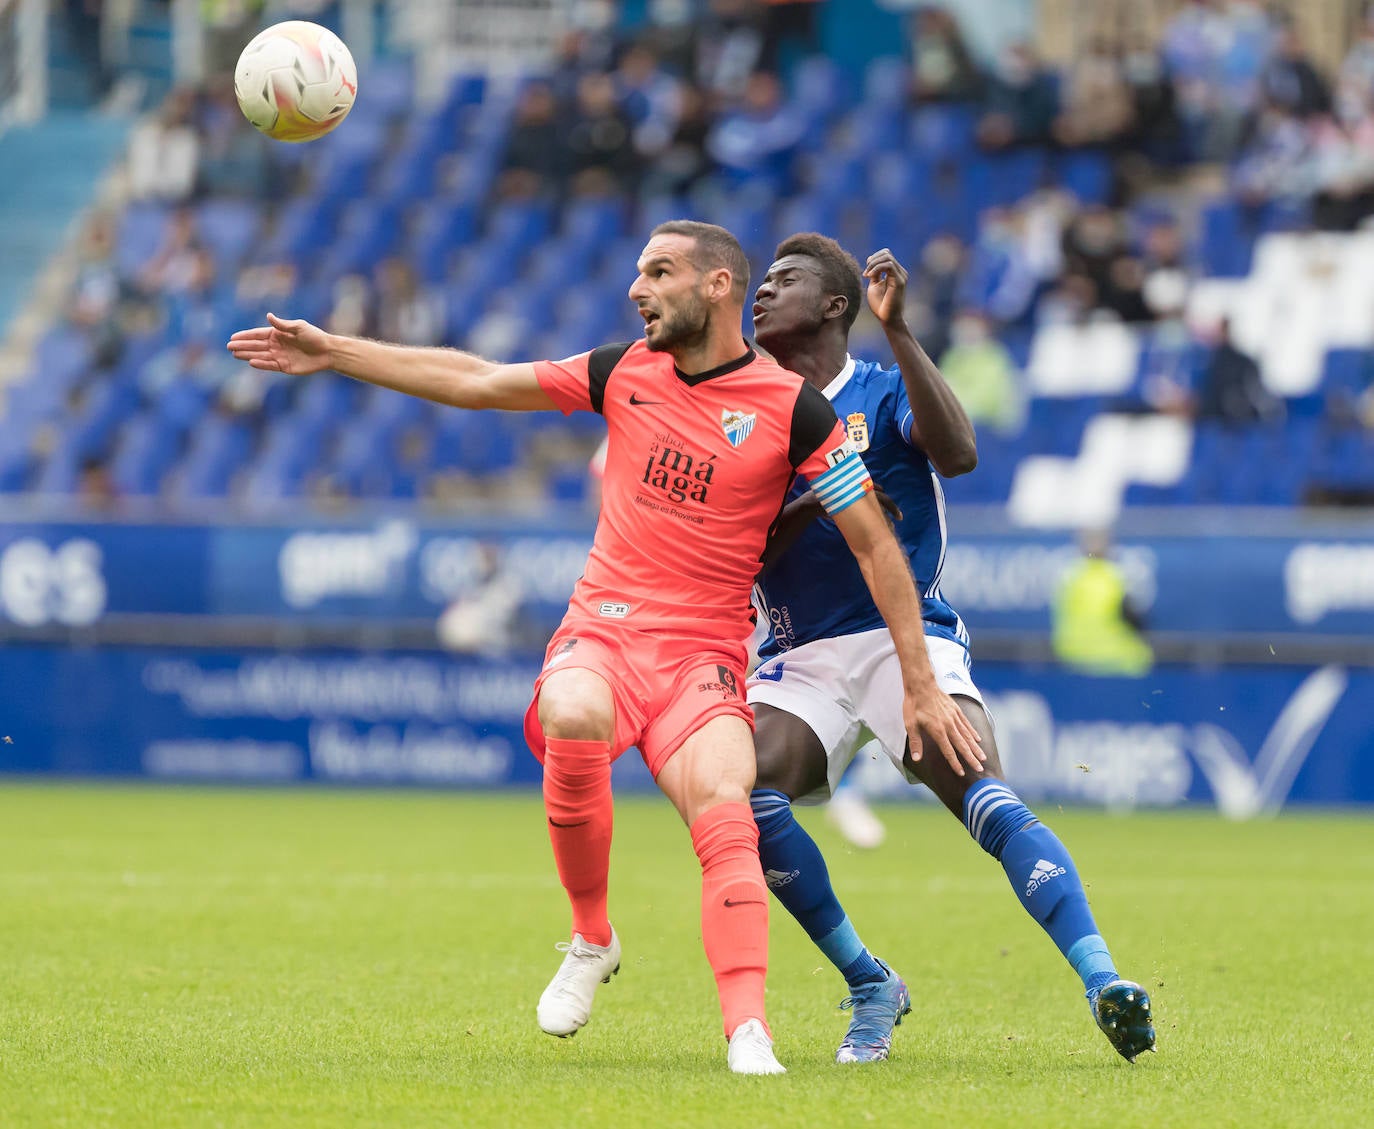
top-left (748, 233), bottom-right (1156, 1065)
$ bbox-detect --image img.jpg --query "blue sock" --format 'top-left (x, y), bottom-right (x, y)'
top-left (751, 789), bottom-right (888, 988)
top-left (963, 780), bottom-right (1117, 997)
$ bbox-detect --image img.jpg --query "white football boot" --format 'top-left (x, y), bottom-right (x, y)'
top-left (536, 927), bottom-right (621, 1037)
top-left (727, 1018), bottom-right (787, 1075)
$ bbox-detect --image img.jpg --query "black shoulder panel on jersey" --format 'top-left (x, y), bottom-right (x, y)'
top-left (787, 380), bottom-right (841, 468)
top-left (587, 342), bottom-right (634, 415)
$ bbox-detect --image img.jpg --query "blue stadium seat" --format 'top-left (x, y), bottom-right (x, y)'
top-left (432, 408), bottom-right (519, 475)
top-left (351, 59), bottom-right (414, 124)
top-left (33, 327), bottom-right (93, 387)
top-left (0, 428), bottom-right (35, 492)
top-left (561, 197), bottom-right (628, 251)
top-left (171, 414), bottom-right (254, 499)
top-left (407, 197), bottom-right (480, 283)
top-left (109, 415), bottom-right (176, 497)
top-left (1320, 348), bottom-right (1373, 418)
top-left (908, 104), bottom-right (980, 162)
top-left (1197, 198), bottom-right (1257, 279)
top-left (320, 199), bottom-right (404, 276)
top-left (114, 202), bottom-right (170, 280)
top-left (1025, 397), bottom-right (1104, 456)
top-left (194, 199), bottom-right (261, 273)
top-left (485, 199), bottom-right (555, 260)
top-left (1054, 148), bottom-right (1113, 205)
top-left (153, 379), bottom-right (212, 435)
top-left (259, 195), bottom-right (341, 267)
top-left (791, 55), bottom-right (847, 121)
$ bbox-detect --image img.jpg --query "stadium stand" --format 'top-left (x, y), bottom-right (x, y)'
top-left (3, 1), bottom-right (1374, 520)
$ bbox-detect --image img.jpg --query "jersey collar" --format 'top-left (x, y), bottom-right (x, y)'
top-left (819, 354), bottom-right (857, 401)
top-left (674, 347), bottom-right (756, 386)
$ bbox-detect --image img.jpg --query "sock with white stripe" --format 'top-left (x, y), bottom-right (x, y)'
top-left (751, 789), bottom-right (888, 989)
top-left (962, 779), bottom-right (1116, 996)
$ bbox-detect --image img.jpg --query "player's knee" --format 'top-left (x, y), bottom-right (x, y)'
top-left (538, 690), bottom-right (614, 743)
top-left (694, 776), bottom-right (753, 814)
top-left (538, 668), bottom-right (615, 741)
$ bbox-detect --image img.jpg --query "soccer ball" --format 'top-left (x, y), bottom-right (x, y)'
top-left (234, 21), bottom-right (357, 143)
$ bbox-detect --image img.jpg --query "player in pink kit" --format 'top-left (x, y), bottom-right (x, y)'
top-left (228, 221), bottom-right (982, 1074)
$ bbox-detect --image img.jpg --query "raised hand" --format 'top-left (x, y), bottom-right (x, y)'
top-left (863, 248), bottom-right (909, 328)
top-left (226, 312), bottom-right (333, 375)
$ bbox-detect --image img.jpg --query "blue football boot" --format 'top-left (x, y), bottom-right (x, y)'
top-left (835, 963), bottom-right (912, 1064)
top-left (1092, 979), bottom-right (1156, 1063)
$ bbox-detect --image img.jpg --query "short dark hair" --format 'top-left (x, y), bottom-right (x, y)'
top-left (650, 220), bottom-right (750, 302)
top-left (773, 232), bottom-right (863, 330)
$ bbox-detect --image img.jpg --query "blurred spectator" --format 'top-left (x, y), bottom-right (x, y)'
top-left (326, 274), bottom-right (375, 339)
top-left (1121, 34), bottom-right (1182, 162)
top-left (1340, 2), bottom-right (1374, 97)
top-left (127, 88), bottom-right (201, 203)
top-left (936, 309), bottom-right (1024, 433)
top-left (1195, 318), bottom-right (1282, 425)
top-left (905, 233), bottom-right (967, 361)
top-left (77, 456), bottom-right (118, 512)
top-left (1052, 39), bottom-right (1135, 149)
top-left (1232, 101), bottom-right (1309, 206)
top-left (909, 7), bottom-right (982, 105)
top-left (1307, 83), bottom-right (1374, 231)
top-left (1257, 23), bottom-right (1330, 121)
top-left (499, 83), bottom-right (569, 200)
top-left (706, 71), bottom-right (805, 193)
top-left (976, 41), bottom-right (1058, 149)
top-left (197, 85), bottom-right (276, 199)
top-left (694, 0), bottom-right (769, 102)
top-left (1060, 205), bottom-right (1149, 321)
top-left (566, 72), bottom-right (642, 196)
top-left (136, 207), bottom-right (207, 296)
top-left (959, 206), bottom-right (1042, 327)
top-left (1052, 528), bottom-right (1153, 677)
top-left (761, 0), bottom-right (823, 64)
top-left (374, 259), bottom-right (445, 347)
top-left (1139, 218), bottom-right (1192, 321)
top-left (616, 43), bottom-right (685, 158)
top-left (236, 260), bottom-right (299, 312)
top-left (69, 212), bottom-right (127, 369)
top-left (1163, 0), bottom-right (1275, 160)
top-left (550, 27), bottom-right (618, 101)
top-left (435, 543), bottom-right (528, 656)
top-left (640, 83), bottom-right (715, 198)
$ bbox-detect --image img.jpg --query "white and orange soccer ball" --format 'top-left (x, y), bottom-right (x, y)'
top-left (234, 20), bottom-right (357, 143)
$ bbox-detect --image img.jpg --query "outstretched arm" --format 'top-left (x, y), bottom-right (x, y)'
top-left (226, 313), bottom-right (558, 412)
top-left (830, 491), bottom-right (984, 774)
top-left (864, 249), bottom-right (978, 477)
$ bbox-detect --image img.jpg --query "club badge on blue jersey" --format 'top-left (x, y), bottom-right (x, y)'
top-left (845, 411), bottom-right (870, 451)
top-left (722, 408), bottom-right (757, 447)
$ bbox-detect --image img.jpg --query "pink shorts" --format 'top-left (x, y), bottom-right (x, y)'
top-left (524, 617), bottom-right (753, 777)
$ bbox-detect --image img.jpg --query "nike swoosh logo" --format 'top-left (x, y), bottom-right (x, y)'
top-left (723, 898), bottom-right (764, 908)
top-left (548, 818), bottom-right (590, 829)
top-left (629, 393), bottom-right (665, 405)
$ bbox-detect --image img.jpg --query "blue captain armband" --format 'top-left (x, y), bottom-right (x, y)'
top-left (811, 448), bottom-right (874, 516)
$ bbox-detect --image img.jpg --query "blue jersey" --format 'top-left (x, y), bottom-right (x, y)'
top-left (754, 356), bottom-right (968, 660)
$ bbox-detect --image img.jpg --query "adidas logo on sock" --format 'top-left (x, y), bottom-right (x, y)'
top-left (764, 868), bottom-right (800, 889)
top-left (1025, 858), bottom-right (1067, 897)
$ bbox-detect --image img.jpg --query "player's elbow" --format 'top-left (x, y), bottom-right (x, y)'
top-left (935, 441), bottom-right (978, 478)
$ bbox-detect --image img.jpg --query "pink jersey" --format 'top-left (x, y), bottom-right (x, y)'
top-left (535, 340), bottom-right (872, 643)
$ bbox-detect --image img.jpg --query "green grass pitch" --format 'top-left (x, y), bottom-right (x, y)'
top-left (1, 784), bottom-right (1370, 1128)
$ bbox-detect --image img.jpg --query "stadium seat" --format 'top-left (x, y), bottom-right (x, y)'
top-left (170, 413), bottom-right (254, 499)
top-left (194, 199), bottom-right (261, 273)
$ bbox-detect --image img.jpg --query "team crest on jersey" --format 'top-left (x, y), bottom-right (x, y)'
top-left (721, 408), bottom-right (757, 447)
top-left (845, 411), bottom-right (870, 451)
